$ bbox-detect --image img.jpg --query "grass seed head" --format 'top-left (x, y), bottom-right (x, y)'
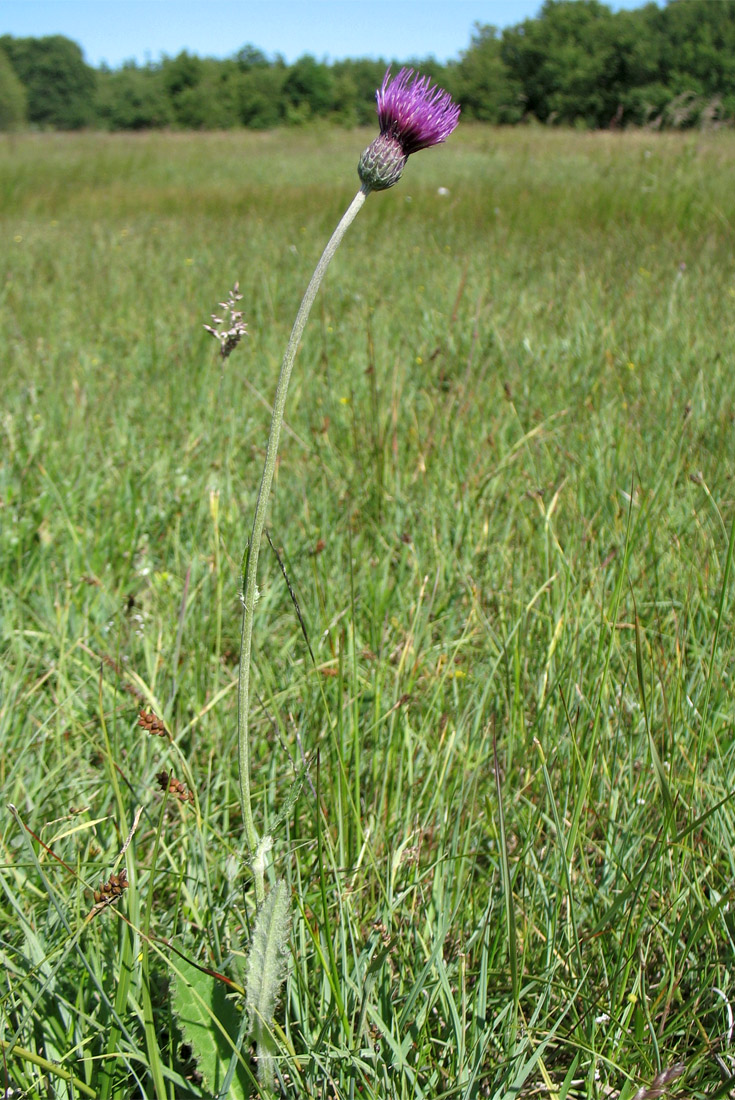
top-left (156, 770), bottom-right (195, 805)
top-left (203, 281), bottom-right (248, 359)
top-left (88, 868), bottom-right (129, 919)
top-left (138, 708), bottom-right (170, 738)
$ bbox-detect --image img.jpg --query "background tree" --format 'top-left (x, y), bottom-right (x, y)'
top-left (658, 0), bottom-right (735, 121)
top-left (608, 5), bottom-right (667, 125)
top-left (4, 2), bottom-right (735, 134)
top-left (161, 50), bottom-right (205, 127)
top-left (0, 34), bottom-right (95, 128)
top-left (330, 58), bottom-right (389, 125)
top-left (177, 57), bottom-right (242, 129)
top-left (501, 0), bottom-right (625, 126)
top-left (282, 55), bottom-right (334, 122)
top-left (455, 24), bottom-right (523, 123)
top-left (234, 44), bottom-right (269, 71)
top-left (237, 61), bottom-right (286, 129)
top-left (0, 46), bottom-right (27, 130)
top-left (95, 62), bottom-right (172, 130)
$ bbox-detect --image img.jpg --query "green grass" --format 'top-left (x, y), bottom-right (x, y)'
top-left (2, 123), bottom-right (735, 1098)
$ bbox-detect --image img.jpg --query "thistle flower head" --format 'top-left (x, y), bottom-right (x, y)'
top-left (358, 67), bottom-right (460, 192)
top-left (377, 67), bottom-right (461, 155)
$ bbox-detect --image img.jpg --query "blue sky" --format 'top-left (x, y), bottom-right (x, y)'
top-left (2, 1), bottom-right (655, 68)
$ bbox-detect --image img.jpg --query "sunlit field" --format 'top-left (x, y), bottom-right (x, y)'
top-left (3, 125), bottom-right (735, 1099)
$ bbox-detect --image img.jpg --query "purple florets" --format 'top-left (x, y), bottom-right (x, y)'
top-left (377, 67), bottom-right (461, 155)
top-left (358, 67), bottom-right (460, 192)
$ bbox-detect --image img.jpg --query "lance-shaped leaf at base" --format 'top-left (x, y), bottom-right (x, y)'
top-left (245, 879), bottom-right (291, 1091)
top-left (172, 955), bottom-right (252, 1099)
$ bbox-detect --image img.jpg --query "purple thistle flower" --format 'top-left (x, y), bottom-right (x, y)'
top-left (377, 67), bottom-right (461, 154)
top-left (358, 67), bottom-right (460, 192)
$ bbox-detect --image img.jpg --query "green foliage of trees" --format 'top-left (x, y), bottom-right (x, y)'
top-left (454, 25), bottom-right (523, 123)
top-left (3, 1), bottom-right (735, 132)
top-left (0, 34), bottom-right (95, 128)
top-left (237, 64), bottom-right (286, 129)
top-left (0, 47), bottom-right (26, 130)
top-left (330, 59), bottom-right (392, 125)
top-left (95, 63), bottom-right (172, 130)
top-left (283, 55), bottom-right (335, 120)
top-left (501, 0), bottom-right (623, 125)
top-left (470, 0), bottom-right (735, 127)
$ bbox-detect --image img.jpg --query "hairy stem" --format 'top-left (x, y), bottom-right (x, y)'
top-left (238, 186), bottom-right (370, 902)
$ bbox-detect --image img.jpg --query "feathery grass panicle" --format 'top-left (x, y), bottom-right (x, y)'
top-left (203, 281), bottom-right (248, 359)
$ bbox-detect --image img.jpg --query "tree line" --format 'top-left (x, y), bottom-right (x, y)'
top-left (1, 0), bottom-right (734, 133)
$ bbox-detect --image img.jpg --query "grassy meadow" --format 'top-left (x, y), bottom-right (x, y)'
top-left (2, 124), bottom-right (735, 1098)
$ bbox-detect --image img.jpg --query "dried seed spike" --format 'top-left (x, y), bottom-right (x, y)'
top-left (139, 709), bottom-right (169, 738)
top-left (87, 866), bottom-right (129, 920)
top-left (632, 1063), bottom-right (686, 1100)
top-left (156, 770), bottom-right (195, 806)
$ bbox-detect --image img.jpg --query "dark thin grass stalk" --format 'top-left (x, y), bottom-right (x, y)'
top-left (334, 648), bottom-right (351, 871)
top-left (264, 530), bottom-right (315, 664)
top-left (140, 793), bottom-right (171, 1099)
top-left (565, 478), bottom-right (636, 886)
top-left (167, 562), bottom-right (191, 712)
top-left (97, 681), bottom-right (139, 1100)
top-left (493, 721), bottom-right (519, 1051)
top-left (7, 806), bottom-right (139, 1072)
top-left (634, 611), bottom-right (676, 831)
top-left (691, 505), bottom-right (735, 804)
top-left (533, 737), bottom-right (584, 989)
top-left (607, 821), bottom-right (665, 1028)
top-left (314, 760), bottom-right (350, 1033)
top-left (348, 518), bottom-right (362, 870)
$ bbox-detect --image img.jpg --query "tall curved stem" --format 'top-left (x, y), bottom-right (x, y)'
top-left (237, 186), bottom-right (369, 902)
